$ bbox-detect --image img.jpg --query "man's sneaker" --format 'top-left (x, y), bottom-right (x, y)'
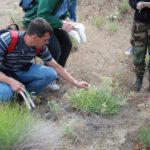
top-left (48, 81), bottom-right (60, 92)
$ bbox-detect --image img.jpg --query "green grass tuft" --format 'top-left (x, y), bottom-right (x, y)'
top-left (92, 16), bottom-right (105, 29)
top-left (63, 122), bottom-right (75, 138)
top-left (119, 0), bottom-right (130, 14)
top-left (68, 86), bottom-right (125, 115)
top-left (138, 124), bottom-right (150, 149)
top-left (48, 100), bottom-right (61, 113)
top-left (0, 104), bottom-right (34, 150)
top-left (105, 22), bottom-right (118, 33)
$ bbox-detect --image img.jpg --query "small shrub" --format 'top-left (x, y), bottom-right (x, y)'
top-left (92, 16), bottom-right (105, 29)
top-left (48, 100), bottom-right (61, 113)
top-left (138, 124), bottom-right (150, 149)
top-left (145, 54), bottom-right (150, 67)
top-left (69, 35), bottom-right (79, 53)
top-left (68, 86), bottom-right (125, 115)
top-left (62, 121), bottom-right (78, 143)
top-left (0, 104), bottom-right (34, 150)
top-left (63, 122), bottom-right (75, 138)
top-left (119, 0), bottom-right (130, 14)
top-left (105, 21), bottom-right (118, 33)
top-left (106, 10), bottom-right (120, 22)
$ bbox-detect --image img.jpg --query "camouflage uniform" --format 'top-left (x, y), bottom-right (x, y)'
top-left (129, 0), bottom-right (150, 91)
top-left (131, 21), bottom-right (150, 76)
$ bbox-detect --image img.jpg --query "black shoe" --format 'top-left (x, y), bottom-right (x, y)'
top-left (134, 78), bottom-right (143, 91)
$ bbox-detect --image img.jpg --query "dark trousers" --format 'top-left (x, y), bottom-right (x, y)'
top-left (48, 29), bottom-right (72, 67)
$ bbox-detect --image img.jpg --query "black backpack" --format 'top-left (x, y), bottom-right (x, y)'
top-left (0, 24), bottom-right (20, 53)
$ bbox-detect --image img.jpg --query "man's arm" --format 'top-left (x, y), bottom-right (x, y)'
top-left (0, 33), bottom-right (25, 93)
top-left (46, 59), bottom-right (89, 89)
top-left (37, 0), bottom-right (73, 32)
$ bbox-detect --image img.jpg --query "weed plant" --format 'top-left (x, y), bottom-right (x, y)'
top-left (69, 35), bottom-right (79, 53)
top-left (119, 0), bottom-right (130, 14)
top-left (48, 100), bottom-right (61, 113)
top-left (92, 16), bottom-right (105, 29)
top-left (106, 10), bottom-right (120, 22)
top-left (0, 104), bottom-right (34, 150)
top-left (70, 35), bottom-right (78, 47)
top-left (145, 54), bottom-right (150, 67)
top-left (68, 86), bottom-right (125, 115)
top-left (105, 21), bottom-right (118, 33)
top-left (63, 122), bottom-right (75, 138)
top-left (138, 124), bottom-right (150, 149)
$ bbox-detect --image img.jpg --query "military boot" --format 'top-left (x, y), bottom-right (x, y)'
top-left (134, 72), bottom-right (144, 91)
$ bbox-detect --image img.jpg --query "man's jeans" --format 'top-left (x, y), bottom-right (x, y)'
top-left (0, 64), bottom-right (57, 102)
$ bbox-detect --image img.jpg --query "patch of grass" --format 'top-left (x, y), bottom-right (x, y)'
top-left (105, 21), bottom-right (118, 33)
top-left (138, 124), bottom-right (150, 149)
top-left (92, 16), bottom-right (105, 29)
top-left (69, 35), bottom-right (79, 53)
top-left (63, 122), bottom-right (75, 138)
top-left (0, 104), bottom-right (34, 150)
top-left (68, 86), bottom-right (125, 115)
top-left (119, 0), bottom-right (130, 14)
top-left (106, 10), bottom-right (120, 22)
top-left (145, 54), bottom-right (150, 67)
top-left (48, 100), bottom-right (61, 113)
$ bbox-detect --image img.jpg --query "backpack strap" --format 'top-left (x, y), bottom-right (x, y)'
top-left (36, 48), bottom-right (41, 55)
top-left (34, 48), bottom-right (41, 64)
top-left (7, 30), bottom-right (19, 53)
top-left (7, 23), bottom-right (19, 31)
top-left (7, 30), bottom-right (40, 55)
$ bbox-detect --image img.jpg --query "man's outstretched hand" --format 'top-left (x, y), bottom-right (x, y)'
top-left (73, 80), bottom-right (90, 89)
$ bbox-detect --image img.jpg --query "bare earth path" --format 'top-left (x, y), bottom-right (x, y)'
top-left (1, 0), bottom-right (150, 150)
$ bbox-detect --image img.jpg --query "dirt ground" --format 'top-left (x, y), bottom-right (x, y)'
top-left (1, 0), bottom-right (150, 150)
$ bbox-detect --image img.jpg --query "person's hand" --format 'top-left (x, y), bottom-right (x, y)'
top-left (62, 21), bottom-right (73, 32)
top-left (73, 80), bottom-right (90, 89)
top-left (137, 2), bottom-right (144, 10)
top-left (9, 78), bottom-right (25, 93)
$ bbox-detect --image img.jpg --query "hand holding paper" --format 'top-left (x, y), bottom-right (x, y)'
top-left (68, 22), bottom-right (87, 44)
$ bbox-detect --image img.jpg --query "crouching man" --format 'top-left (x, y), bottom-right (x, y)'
top-left (0, 18), bottom-right (89, 102)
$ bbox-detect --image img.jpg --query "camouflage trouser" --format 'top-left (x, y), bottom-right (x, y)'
top-left (130, 21), bottom-right (150, 75)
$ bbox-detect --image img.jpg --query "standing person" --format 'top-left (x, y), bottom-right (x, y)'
top-left (129, 0), bottom-right (150, 91)
top-left (23, 0), bottom-right (77, 90)
top-left (0, 18), bottom-right (89, 102)
top-left (69, 0), bottom-right (77, 22)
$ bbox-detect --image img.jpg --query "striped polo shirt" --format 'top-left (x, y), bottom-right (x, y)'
top-left (0, 31), bottom-right (52, 72)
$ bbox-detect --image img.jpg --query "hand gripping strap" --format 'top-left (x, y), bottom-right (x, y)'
top-left (7, 30), bottom-right (19, 53)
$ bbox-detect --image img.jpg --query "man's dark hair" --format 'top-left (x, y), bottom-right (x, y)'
top-left (26, 18), bottom-right (53, 37)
